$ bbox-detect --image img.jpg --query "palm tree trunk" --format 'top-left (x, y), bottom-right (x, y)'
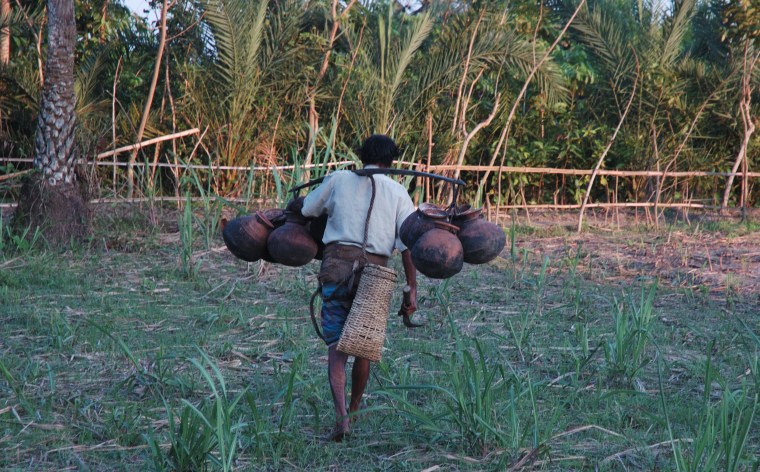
top-left (16, 0), bottom-right (91, 246)
top-left (1, 0), bottom-right (10, 65)
top-left (34, 0), bottom-right (78, 185)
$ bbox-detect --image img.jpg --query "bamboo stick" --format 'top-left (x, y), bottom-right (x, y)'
top-left (0, 157), bottom-right (355, 172)
top-left (4, 156), bottom-right (760, 179)
top-left (0, 169), bottom-right (33, 181)
top-left (414, 164), bottom-right (760, 178)
top-left (96, 128), bottom-right (200, 160)
top-left (127, 0), bottom-right (170, 198)
top-left (0, 200), bottom-right (739, 211)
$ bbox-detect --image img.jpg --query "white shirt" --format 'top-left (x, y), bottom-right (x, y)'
top-left (302, 167), bottom-right (416, 257)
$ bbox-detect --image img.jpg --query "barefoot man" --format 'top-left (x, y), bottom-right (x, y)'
top-left (301, 135), bottom-right (418, 442)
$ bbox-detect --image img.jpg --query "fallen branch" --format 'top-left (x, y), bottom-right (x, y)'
top-left (550, 424), bottom-right (626, 442)
top-left (601, 438), bottom-right (693, 465)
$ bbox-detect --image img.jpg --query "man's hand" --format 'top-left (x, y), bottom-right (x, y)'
top-left (400, 249), bottom-right (420, 327)
top-left (399, 285), bottom-right (422, 328)
top-left (404, 285), bottom-right (417, 315)
top-left (286, 196), bottom-right (305, 215)
top-left (401, 249), bottom-right (418, 313)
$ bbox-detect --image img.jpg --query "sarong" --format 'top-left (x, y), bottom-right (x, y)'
top-left (318, 243), bottom-right (388, 346)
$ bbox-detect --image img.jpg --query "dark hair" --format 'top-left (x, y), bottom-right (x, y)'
top-left (357, 134), bottom-right (401, 167)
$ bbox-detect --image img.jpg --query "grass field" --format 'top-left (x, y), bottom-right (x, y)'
top-left (1, 204), bottom-right (759, 471)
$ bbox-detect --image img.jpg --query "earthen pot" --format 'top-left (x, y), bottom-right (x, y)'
top-left (399, 202), bottom-right (449, 248)
top-left (259, 208), bottom-right (287, 228)
top-left (411, 221), bottom-right (464, 279)
top-left (222, 211), bottom-right (275, 262)
top-left (257, 209), bottom-right (286, 262)
top-left (454, 210), bottom-right (506, 264)
top-left (267, 211), bottom-right (318, 266)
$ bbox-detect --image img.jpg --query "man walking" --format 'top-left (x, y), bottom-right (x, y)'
top-left (301, 134), bottom-right (418, 442)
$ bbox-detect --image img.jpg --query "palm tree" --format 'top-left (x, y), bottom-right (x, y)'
top-left (184, 0), bottom-right (314, 194)
top-left (15, 0), bottom-right (90, 245)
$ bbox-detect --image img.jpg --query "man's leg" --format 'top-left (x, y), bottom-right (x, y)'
top-left (349, 357), bottom-right (370, 418)
top-left (327, 344), bottom-right (350, 440)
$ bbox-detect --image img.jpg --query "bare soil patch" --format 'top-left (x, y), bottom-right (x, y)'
top-left (499, 209), bottom-right (760, 298)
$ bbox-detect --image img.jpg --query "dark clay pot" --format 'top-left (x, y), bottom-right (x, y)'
top-left (260, 208), bottom-right (287, 228)
top-left (267, 211), bottom-right (318, 266)
top-left (411, 221), bottom-right (464, 279)
top-left (399, 202), bottom-right (449, 248)
top-left (222, 211), bottom-right (275, 262)
top-left (456, 214), bottom-right (506, 264)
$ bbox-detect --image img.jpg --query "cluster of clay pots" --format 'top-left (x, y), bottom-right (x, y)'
top-left (400, 203), bottom-right (506, 279)
top-left (222, 198), bottom-right (327, 267)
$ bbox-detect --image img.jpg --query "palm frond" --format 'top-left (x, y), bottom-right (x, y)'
top-left (389, 12), bottom-right (433, 96)
top-left (242, 0), bottom-right (267, 83)
top-left (196, 0), bottom-right (245, 86)
top-left (572, 1), bottom-right (632, 73)
top-left (75, 48), bottom-right (110, 117)
top-left (382, 12), bottom-right (434, 131)
top-left (661, 0), bottom-right (696, 68)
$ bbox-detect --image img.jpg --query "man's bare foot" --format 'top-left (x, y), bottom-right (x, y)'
top-left (348, 403), bottom-right (363, 423)
top-left (325, 423), bottom-right (350, 443)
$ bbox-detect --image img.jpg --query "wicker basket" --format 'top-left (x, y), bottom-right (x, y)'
top-left (336, 264), bottom-right (397, 362)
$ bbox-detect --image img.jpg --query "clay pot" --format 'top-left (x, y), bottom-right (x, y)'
top-left (411, 221), bottom-right (464, 279)
top-left (308, 214), bottom-right (328, 260)
top-left (222, 211), bottom-right (275, 262)
top-left (260, 208), bottom-right (287, 228)
top-left (253, 209), bottom-right (285, 263)
top-left (266, 211), bottom-right (318, 266)
top-left (399, 203), bottom-right (449, 248)
top-left (455, 211), bottom-right (506, 264)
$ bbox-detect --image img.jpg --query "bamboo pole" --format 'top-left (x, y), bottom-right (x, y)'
top-left (494, 202), bottom-right (724, 210)
top-left (127, 0), bottom-right (169, 198)
top-left (421, 164), bottom-right (760, 178)
top-left (4, 156), bottom-right (760, 180)
top-left (0, 169), bottom-right (33, 181)
top-left (95, 129), bottom-right (200, 159)
top-left (111, 57), bottom-right (122, 194)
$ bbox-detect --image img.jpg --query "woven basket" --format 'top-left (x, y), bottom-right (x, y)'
top-left (336, 263), bottom-right (397, 362)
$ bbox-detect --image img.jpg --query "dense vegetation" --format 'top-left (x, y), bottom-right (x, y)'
top-left (1, 0), bottom-right (758, 207)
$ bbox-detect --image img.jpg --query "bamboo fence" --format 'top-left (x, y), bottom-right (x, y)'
top-left (1, 132), bottom-right (757, 223)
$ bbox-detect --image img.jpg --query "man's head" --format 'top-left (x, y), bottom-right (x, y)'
top-left (357, 134), bottom-right (401, 168)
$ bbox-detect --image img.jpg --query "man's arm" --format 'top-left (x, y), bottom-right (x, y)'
top-left (401, 249), bottom-right (417, 314)
top-left (301, 173), bottom-right (334, 218)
